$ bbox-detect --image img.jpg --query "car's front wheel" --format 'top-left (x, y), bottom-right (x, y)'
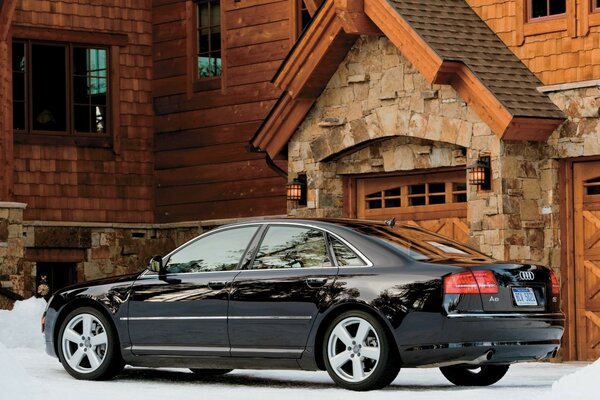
top-left (440, 364), bottom-right (510, 386)
top-left (323, 310), bottom-right (400, 391)
top-left (58, 307), bottom-right (124, 380)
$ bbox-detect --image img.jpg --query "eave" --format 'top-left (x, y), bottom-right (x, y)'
top-left (252, 0), bottom-right (565, 159)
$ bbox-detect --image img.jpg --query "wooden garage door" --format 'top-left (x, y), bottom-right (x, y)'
top-left (574, 161), bottom-right (600, 360)
top-left (354, 170), bottom-right (468, 244)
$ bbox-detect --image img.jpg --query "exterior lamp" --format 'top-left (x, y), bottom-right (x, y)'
top-left (467, 155), bottom-right (491, 190)
top-left (287, 174), bottom-right (307, 205)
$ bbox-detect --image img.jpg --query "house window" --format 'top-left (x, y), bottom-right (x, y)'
top-left (196, 0), bottom-right (221, 78)
top-left (12, 41), bottom-right (109, 135)
top-left (365, 180), bottom-right (467, 210)
top-left (594, 0), bottom-right (600, 12)
top-left (529, 0), bottom-right (566, 20)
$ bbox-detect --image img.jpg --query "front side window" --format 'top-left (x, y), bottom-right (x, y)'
top-left (252, 226), bottom-right (331, 269)
top-left (529, 0), bottom-right (566, 20)
top-left (196, 0), bottom-right (221, 78)
top-left (165, 226), bottom-right (258, 273)
top-left (12, 41), bottom-right (108, 135)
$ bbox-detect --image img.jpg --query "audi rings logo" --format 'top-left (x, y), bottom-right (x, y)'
top-left (518, 271), bottom-right (535, 281)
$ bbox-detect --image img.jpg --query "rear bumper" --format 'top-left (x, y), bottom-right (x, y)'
top-left (395, 312), bottom-right (564, 367)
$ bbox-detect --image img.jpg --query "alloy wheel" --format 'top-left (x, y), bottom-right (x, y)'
top-left (61, 313), bottom-right (108, 374)
top-left (326, 316), bottom-right (381, 383)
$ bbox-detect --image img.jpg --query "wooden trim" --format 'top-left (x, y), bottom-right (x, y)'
top-left (567, 0), bottom-right (577, 37)
top-left (292, 0), bottom-right (301, 40)
top-left (185, 0), bottom-right (195, 98)
top-left (14, 133), bottom-right (113, 148)
top-left (12, 25), bottom-right (128, 46)
top-left (515, 0), bottom-right (525, 45)
top-left (523, 17), bottom-right (567, 36)
top-left (335, 0), bottom-right (380, 35)
top-left (0, 0), bottom-right (17, 41)
top-left (559, 158), bottom-right (576, 360)
top-left (364, 0), bottom-right (442, 83)
top-left (503, 116), bottom-right (564, 141)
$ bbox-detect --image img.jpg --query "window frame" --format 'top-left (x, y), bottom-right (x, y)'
top-left (193, 0), bottom-right (223, 91)
top-left (12, 40), bottom-right (111, 138)
top-left (527, 0), bottom-right (566, 22)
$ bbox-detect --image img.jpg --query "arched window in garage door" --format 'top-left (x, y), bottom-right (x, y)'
top-left (347, 169), bottom-right (469, 244)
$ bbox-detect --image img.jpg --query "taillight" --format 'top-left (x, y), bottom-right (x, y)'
top-left (443, 270), bottom-right (498, 294)
top-left (550, 270), bottom-right (560, 296)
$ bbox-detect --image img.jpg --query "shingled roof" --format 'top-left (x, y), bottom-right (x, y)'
top-left (388, 0), bottom-right (563, 119)
top-left (251, 0), bottom-right (565, 159)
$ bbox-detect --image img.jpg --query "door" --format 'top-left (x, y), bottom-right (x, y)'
top-left (352, 169), bottom-right (469, 243)
top-left (228, 224), bottom-right (338, 358)
top-left (126, 225), bottom-right (259, 357)
top-left (574, 161), bottom-right (600, 360)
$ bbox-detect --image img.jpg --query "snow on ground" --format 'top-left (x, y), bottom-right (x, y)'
top-left (0, 298), bottom-right (595, 400)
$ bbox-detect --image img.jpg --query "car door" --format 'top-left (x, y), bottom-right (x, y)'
top-left (126, 225), bottom-right (260, 357)
top-left (228, 224), bottom-right (338, 358)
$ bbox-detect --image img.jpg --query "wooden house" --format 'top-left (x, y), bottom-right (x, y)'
top-left (0, 0), bottom-right (599, 361)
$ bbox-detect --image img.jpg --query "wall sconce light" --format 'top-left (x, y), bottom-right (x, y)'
top-left (467, 155), bottom-right (491, 190)
top-left (287, 174), bottom-right (307, 205)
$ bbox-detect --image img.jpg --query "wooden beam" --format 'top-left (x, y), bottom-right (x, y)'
top-left (0, 0), bottom-right (16, 41)
top-left (503, 117), bottom-right (564, 141)
top-left (12, 25), bottom-right (129, 46)
top-left (304, 0), bottom-right (324, 15)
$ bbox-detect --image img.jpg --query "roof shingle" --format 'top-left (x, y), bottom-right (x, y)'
top-left (387, 0), bottom-right (564, 119)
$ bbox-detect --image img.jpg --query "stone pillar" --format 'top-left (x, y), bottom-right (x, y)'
top-left (0, 202), bottom-right (27, 296)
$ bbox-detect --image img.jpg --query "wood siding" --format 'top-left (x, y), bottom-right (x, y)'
top-left (153, 0), bottom-right (289, 223)
top-left (10, 0), bottom-right (154, 223)
top-left (467, 0), bottom-right (600, 85)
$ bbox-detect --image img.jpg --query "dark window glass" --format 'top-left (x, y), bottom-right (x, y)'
top-left (453, 182), bottom-right (467, 192)
top-left (367, 199), bottom-right (382, 209)
top-left (253, 226), bottom-right (331, 269)
top-left (385, 198), bottom-right (401, 208)
top-left (166, 226), bottom-right (258, 273)
top-left (331, 237), bottom-right (365, 266)
top-left (530, 0), bottom-right (565, 19)
top-left (384, 188), bottom-right (400, 196)
top-left (429, 195), bottom-right (446, 205)
top-left (409, 197), bottom-right (426, 206)
top-left (586, 177), bottom-right (600, 195)
top-left (454, 193), bottom-right (468, 203)
top-left (409, 184), bottom-right (425, 195)
top-left (429, 182), bottom-right (445, 193)
top-left (597, 0), bottom-right (600, 9)
top-left (31, 44), bottom-right (67, 132)
top-left (12, 41), bottom-right (109, 135)
top-left (73, 47), bottom-right (108, 133)
top-left (12, 42), bottom-right (26, 131)
top-left (366, 192), bottom-right (381, 199)
top-left (196, 0), bottom-right (221, 78)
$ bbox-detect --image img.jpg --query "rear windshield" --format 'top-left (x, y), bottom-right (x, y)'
top-left (347, 223), bottom-right (492, 263)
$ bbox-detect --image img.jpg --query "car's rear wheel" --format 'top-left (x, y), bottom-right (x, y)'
top-left (323, 310), bottom-right (400, 391)
top-left (440, 364), bottom-right (510, 386)
top-left (189, 369), bottom-right (233, 376)
top-left (58, 307), bottom-right (124, 380)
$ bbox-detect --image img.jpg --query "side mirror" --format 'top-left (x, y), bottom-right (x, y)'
top-left (148, 255), bottom-right (164, 273)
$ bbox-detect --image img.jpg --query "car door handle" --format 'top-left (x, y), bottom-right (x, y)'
top-left (306, 278), bottom-right (328, 288)
top-left (208, 281), bottom-right (227, 290)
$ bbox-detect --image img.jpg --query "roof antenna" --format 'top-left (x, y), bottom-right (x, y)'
top-left (384, 217), bottom-right (396, 227)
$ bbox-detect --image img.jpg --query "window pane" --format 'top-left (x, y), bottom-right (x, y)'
top-left (453, 182), bottom-right (467, 191)
top-left (384, 198), bottom-right (401, 208)
top-left (253, 226), bottom-right (330, 269)
top-left (366, 192), bottom-right (381, 199)
top-left (12, 42), bottom-right (25, 71)
top-left (367, 199), bottom-right (382, 209)
top-left (166, 226), bottom-right (258, 273)
top-left (548, 0), bottom-right (565, 15)
top-left (73, 76), bottom-right (89, 104)
top-left (210, 1), bottom-right (220, 26)
top-left (198, 2), bottom-right (209, 28)
top-left (409, 184), bottom-right (425, 195)
top-left (13, 103), bottom-right (26, 131)
top-left (94, 106), bottom-right (107, 134)
top-left (587, 185), bottom-right (600, 195)
top-left (384, 188), bottom-right (400, 196)
top-left (74, 105), bottom-right (91, 133)
top-left (32, 44), bottom-right (67, 132)
top-left (428, 182), bottom-right (445, 193)
top-left (409, 196), bottom-right (426, 206)
top-left (453, 193), bottom-right (467, 203)
top-left (331, 237), bottom-right (365, 266)
top-left (531, 0), bottom-right (548, 18)
top-left (13, 73), bottom-right (25, 101)
top-left (199, 30), bottom-right (210, 54)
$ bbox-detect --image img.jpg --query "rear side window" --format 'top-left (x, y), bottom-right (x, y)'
top-left (165, 226), bottom-right (258, 273)
top-left (252, 226), bottom-right (332, 269)
top-left (330, 236), bottom-right (365, 266)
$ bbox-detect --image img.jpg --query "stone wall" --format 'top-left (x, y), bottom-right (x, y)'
top-left (287, 35), bottom-right (600, 274)
top-left (0, 202), bottom-right (27, 297)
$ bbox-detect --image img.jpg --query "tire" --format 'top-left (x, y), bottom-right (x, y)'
top-left (323, 310), bottom-right (400, 391)
top-left (57, 307), bottom-right (124, 380)
top-left (189, 369), bottom-right (233, 376)
top-left (440, 364), bottom-right (510, 386)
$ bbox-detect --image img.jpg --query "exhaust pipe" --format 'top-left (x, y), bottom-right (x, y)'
top-left (465, 349), bottom-right (494, 365)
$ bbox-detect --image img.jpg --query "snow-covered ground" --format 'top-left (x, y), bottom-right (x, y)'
top-left (0, 299), bottom-right (596, 400)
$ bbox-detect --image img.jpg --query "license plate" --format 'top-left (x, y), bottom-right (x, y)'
top-left (512, 287), bottom-right (537, 306)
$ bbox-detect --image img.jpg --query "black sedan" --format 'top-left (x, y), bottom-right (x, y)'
top-left (42, 219), bottom-right (564, 391)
